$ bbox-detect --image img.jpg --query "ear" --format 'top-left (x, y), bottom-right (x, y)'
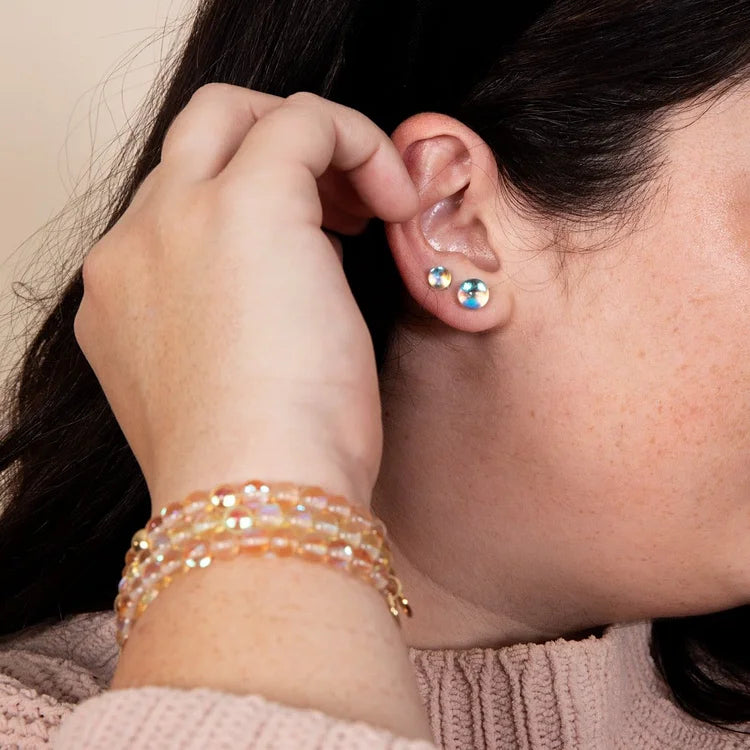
top-left (386, 112), bottom-right (514, 334)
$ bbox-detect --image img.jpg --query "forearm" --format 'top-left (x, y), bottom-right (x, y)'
top-left (110, 452), bottom-right (433, 742)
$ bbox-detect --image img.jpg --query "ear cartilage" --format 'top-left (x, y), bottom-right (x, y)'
top-left (457, 279), bottom-right (489, 309)
top-left (427, 266), bottom-right (452, 289)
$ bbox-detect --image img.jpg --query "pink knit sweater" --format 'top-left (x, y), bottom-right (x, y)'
top-left (0, 610), bottom-right (747, 748)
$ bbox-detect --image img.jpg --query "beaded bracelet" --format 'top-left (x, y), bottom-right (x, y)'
top-left (114, 479), bottom-right (412, 650)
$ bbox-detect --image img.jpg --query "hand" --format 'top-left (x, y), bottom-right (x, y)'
top-left (73, 84), bottom-right (419, 511)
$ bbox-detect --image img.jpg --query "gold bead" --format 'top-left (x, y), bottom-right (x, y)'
top-left (131, 529), bottom-right (149, 551)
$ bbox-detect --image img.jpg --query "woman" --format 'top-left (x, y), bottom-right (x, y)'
top-left (1, 0), bottom-right (749, 747)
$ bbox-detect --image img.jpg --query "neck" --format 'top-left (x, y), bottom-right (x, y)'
top-left (370, 324), bottom-right (605, 651)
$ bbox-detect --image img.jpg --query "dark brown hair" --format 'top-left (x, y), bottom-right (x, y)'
top-left (1, 0), bottom-right (749, 730)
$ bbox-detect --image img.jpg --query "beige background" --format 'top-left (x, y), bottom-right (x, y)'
top-left (0, 1), bottom-right (193, 387)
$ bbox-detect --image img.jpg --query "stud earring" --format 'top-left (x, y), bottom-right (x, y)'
top-left (427, 266), bottom-right (452, 289)
top-left (457, 279), bottom-right (489, 309)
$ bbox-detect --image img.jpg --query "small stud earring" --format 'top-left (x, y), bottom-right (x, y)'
top-left (457, 279), bottom-right (489, 309)
top-left (427, 266), bottom-right (452, 289)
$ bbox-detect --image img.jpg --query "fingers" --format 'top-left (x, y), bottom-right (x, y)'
top-left (160, 83), bottom-right (286, 181)
top-left (220, 91), bottom-right (420, 224)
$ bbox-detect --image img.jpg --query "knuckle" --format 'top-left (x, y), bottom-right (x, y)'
top-left (286, 90), bottom-right (319, 107)
top-left (80, 241), bottom-right (106, 293)
top-left (189, 81), bottom-right (238, 105)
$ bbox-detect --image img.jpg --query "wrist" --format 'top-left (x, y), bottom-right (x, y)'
top-left (147, 441), bottom-right (372, 517)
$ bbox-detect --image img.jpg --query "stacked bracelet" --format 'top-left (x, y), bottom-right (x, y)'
top-left (113, 479), bottom-right (412, 650)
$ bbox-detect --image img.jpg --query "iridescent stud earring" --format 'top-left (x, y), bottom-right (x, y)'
top-left (457, 279), bottom-right (489, 309)
top-left (427, 266), bottom-right (452, 289)
top-left (426, 267), bottom-right (489, 309)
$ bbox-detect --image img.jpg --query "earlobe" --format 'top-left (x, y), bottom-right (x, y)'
top-left (385, 113), bottom-right (514, 334)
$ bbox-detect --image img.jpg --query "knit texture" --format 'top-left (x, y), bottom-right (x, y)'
top-left (0, 610), bottom-right (747, 749)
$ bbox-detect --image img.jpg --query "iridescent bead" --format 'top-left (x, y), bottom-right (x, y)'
top-left (115, 617), bottom-right (132, 647)
top-left (268, 527), bottom-right (298, 557)
top-left (254, 502), bottom-right (284, 528)
top-left (326, 495), bottom-right (353, 519)
top-left (131, 529), bottom-right (150, 551)
top-left (224, 506), bottom-right (253, 530)
top-left (136, 587), bottom-right (159, 615)
top-left (124, 547), bottom-right (137, 566)
top-left (242, 479), bottom-right (271, 503)
top-left (114, 592), bottom-right (136, 620)
top-left (184, 540), bottom-right (212, 569)
top-left (141, 560), bottom-right (162, 589)
top-left (326, 540), bottom-right (354, 571)
top-left (191, 517), bottom-right (219, 537)
top-left (299, 486), bottom-right (328, 511)
top-left (159, 501), bottom-right (185, 525)
top-left (167, 519), bottom-right (193, 547)
top-left (155, 547), bottom-right (183, 579)
top-left (210, 484), bottom-right (238, 508)
top-left (117, 576), bottom-right (129, 594)
top-left (149, 531), bottom-right (172, 554)
top-left (288, 505), bottom-right (313, 532)
top-left (338, 516), bottom-right (369, 547)
top-left (350, 548), bottom-right (374, 579)
top-left (360, 530), bottom-right (383, 563)
top-left (313, 509), bottom-right (339, 538)
top-left (370, 562), bottom-right (391, 592)
top-left (146, 516), bottom-right (163, 533)
top-left (238, 527), bottom-right (270, 554)
top-left (182, 493), bottom-right (213, 520)
top-left (210, 528), bottom-right (240, 560)
top-left (269, 481), bottom-right (300, 511)
top-left (297, 533), bottom-right (329, 562)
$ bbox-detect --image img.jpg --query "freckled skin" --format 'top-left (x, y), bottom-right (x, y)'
top-left (372, 83), bottom-right (750, 649)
